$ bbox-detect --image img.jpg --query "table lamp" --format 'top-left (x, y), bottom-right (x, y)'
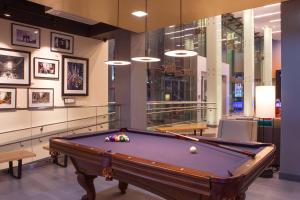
top-left (256, 86), bottom-right (275, 119)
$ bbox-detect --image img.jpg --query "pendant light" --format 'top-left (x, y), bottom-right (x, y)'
top-left (164, 0), bottom-right (198, 57)
top-left (104, 0), bottom-right (131, 66)
top-left (131, 0), bottom-right (161, 63)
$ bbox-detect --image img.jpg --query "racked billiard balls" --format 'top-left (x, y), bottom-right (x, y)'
top-left (105, 134), bottom-right (130, 142)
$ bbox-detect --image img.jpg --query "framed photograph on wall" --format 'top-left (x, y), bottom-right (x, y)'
top-left (28, 88), bottom-right (54, 109)
top-left (51, 32), bottom-right (74, 54)
top-left (0, 87), bottom-right (16, 110)
top-left (0, 48), bottom-right (31, 86)
top-left (34, 57), bottom-right (59, 80)
top-left (11, 23), bottom-right (40, 49)
top-left (62, 56), bottom-right (88, 96)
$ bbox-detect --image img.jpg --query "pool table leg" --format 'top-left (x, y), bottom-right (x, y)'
top-left (119, 181), bottom-right (128, 194)
top-left (236, 192), bottom-right (246, 200)
top-left (76, 171), bottom-right (97, 200)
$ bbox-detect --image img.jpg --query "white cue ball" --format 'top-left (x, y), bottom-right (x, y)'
top-left (190, 146), bottom-right (197, 154)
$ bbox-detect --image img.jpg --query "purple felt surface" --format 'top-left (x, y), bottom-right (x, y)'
top-left (71, 131), bottom-right (264, 177)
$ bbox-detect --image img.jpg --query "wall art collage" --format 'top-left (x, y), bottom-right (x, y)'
top-left (0, 23), bottom-right (89, 111)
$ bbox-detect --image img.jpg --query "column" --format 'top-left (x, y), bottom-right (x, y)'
top-left (206, 15), bottom-right (222, 126)
top-left (263, 26), bottom-right (273, 85)
top-left (280, 0), bottom-right (300, 182)
top-left (114, 30), bottom-right (147, 129)
top-left (243, 9), bottom-right (255, 117)
top-left (129, 33), bottom-right (147, 129)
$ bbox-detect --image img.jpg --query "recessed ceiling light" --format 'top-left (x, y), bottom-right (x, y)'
top-left (270, 19), bottom-right (281, 23)
top-left (4, 13), bottom-right (11, 17)
top-left (254, 12), bottom-right (280, 19)
top-left (131, 11), bottom-right (147, 17)
top-left (263, 3), bottom-right (281, 8)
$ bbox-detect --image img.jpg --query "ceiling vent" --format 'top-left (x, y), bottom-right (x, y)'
top-left (45, 8), bottom-right (98, 25)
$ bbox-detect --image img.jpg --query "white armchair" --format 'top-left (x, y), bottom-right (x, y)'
top-left (217, 119), bottom-right (258, 142)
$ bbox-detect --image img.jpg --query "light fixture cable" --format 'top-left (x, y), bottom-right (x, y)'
top-left (105, 0), bottom-right (131, 66)
top-left (131, 0), bottom-right (161, 63)
top-left (164, 0), bottom-right (198, 57)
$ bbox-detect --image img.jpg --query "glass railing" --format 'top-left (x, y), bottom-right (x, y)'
top-left (0, 103), bottom-right (120, 169)
top-left (147, 101), bottom-right (216, 129)
top-left (0, 101), bottom-right (216, 168)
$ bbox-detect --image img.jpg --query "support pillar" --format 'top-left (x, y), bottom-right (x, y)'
top-left (206, 16), bottom-right (222, 126)
top-left (243, 9), bottom-right (255, 117)
top-left (263, 26), bottom-right (273, 86)
top-left (114, 30), bottom-right (147, 129)
top-left (280, 0), bottom-right (300, 182)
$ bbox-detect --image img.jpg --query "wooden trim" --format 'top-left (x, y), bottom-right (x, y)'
top-left (232, 145), bottom-right (275, 176)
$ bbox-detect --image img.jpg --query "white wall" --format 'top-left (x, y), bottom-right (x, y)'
top-left (0, 18), bottom-right (108, 168)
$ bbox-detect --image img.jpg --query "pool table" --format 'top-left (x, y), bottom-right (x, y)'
top-left (49, 128), bottom-right (275, 200)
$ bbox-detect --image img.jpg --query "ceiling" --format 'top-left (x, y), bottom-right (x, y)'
top-left (234, 3), bottom-right (281, 40)
top-left (0, 0), bottom-right (117, 38)
top-left (29, 0), bottom-right (286, 33)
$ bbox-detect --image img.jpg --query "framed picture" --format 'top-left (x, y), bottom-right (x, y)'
top-left (0, 48), bottom-right (31, 86)
top-left (11, 23), bottom-right (40, 49)
top-left (34, 57), bottom-right (59, 80)
top-left (62, 56), bottom-right (88, 96)
top-left (51, 32), bottom-right (74, 54)
top-left (0, 87), bottom-right (16, 110)
top-left (28, 88), bottom-right (54, 109)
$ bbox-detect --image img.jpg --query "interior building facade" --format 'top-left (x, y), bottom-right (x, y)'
top-left (0, 0), bottom-right (299, 200)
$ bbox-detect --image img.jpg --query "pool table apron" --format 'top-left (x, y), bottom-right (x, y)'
top-left (50, 139), bottom-right (275, 200)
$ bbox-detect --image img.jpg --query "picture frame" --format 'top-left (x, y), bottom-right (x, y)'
top-left (62, 55), bottom-right (89, 96)
top-left (51, 32), bottom-right (74, 54)
top-left (0, 48), bottom-right (31, 86)
top-left (11, 23), bottom-right (40, 49)
top-left (33, 57), bottom-right (59, 80)
top-left (0, 87), bottom-right (17, 110)
top-left (28, 88), bottom-right (54, 109)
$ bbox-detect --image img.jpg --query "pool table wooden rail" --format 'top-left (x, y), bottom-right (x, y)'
top-left (49, 130), bottom-right (275, 200)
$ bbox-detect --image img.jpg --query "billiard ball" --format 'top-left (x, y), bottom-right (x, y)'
top-left (190, 146), bottom-right (197, 154)
top-left (109, 136), bottom-right (115, 142)
top-left (120, 137), bottom-right (126, 142)
top-left (105, 137), bottom-right (110, 142)
top-left (115, 136), bottom-right (120, 142)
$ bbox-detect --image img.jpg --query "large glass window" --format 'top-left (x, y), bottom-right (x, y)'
top-left (109, 5), bottom-right (281, 116)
